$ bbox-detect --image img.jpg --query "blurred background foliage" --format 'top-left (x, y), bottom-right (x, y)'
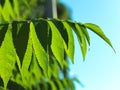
top-left (0, 0), bottom-right (71, 20)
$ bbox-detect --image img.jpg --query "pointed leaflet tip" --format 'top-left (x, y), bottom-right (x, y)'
top-left (84, 23), bottom-right (116, 53)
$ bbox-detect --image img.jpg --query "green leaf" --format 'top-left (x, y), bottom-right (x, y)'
top-left (0, 6), bottom-right (2, 22)
top-left (51, 19), bottom-right (75, 63)
top-left (0, 86), bottom-right (4, 90)
top-left (2, 0), bottom-right (15, 21)
top-left (0, 6), bottom-right (2, 13)
top-left (21, 30), bottom-right (32, 74)
top-left (75, 23), bottom-right (87, 60)
top-left (73, 77), bottom-right (84, 87)
top-left (62, 78), bottom-right (69, 90)
top-left (0, 27), bottom-right (16, 89)
top-left (62, 22), bottom-right (74, 63)
top-left (12, 22), bottom-right (30, 66)
top-left (30, 22), bottom-right (48, 76)
top-left (48, 57), bottom-right (59, 78)
top-left (13, 0), bottom-right (19, 17)
top-left (30, 52), bottom-right (43, 80)
top-left (35, 20), bottom-right (50, 51)
top-left (52, 19), bottom-right (69, 48)
top-left (0, 24), bottom-right (8, 46)
top-left (67, 79), bottom-right (75, 90)
top-left (21, 0), bottom-right (30, 9)
top-left (84, 23), bottom-right (115, 52)
top-left (55, 80), bottom-right (63, 90)
top-left (49, 81), bottom-right (57, 90)
top-left (47, 21), bottom-right (64, 68)
top-left (79, 24), bottom-right (90, 45)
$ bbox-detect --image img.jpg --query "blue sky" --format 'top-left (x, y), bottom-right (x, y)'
top-left (60, 0), bottom-right (120, 90)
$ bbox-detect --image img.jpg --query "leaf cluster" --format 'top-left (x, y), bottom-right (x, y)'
top-left (0, 18), bottom-right (114, 90)
top-left (0, 0), bottom-right (114, 90)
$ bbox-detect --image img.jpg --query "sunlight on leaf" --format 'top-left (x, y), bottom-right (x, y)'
top-left (62, 22), bottom-right (74, 63)
top-left (79, 24), bottom-right (90, 46)
top-left (2, 0), bottom-right (15, 21)
top-left (75, 23), bottom-right (87, 60)
top-left (84, 23), bottom-right (115, 52)
top-left (30, 22), bottom-right (48, 76)
top-left (21, 30), bottom-right (32, 75)
top-left (0, 27), bottom-right (16, 89)
top-left (48, 21), bottom-right (64, 68)
top-left (13, 0), bottom-right (19, 17)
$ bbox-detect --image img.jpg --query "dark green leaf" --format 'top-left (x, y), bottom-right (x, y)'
top-left (2, 0), bottom-right (15, 21)
top-left (35, 20), bottom-right (51, 51)
top-left (12, 21), bottom-right (30, 66)
top-left (0, 86), bottom-right (4, 90)
top-left (0, 24), bottom-right (8, 46)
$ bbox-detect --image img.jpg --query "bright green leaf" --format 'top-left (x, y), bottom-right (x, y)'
top-left (84, 23), bottom-right (115, 52)
top-left (47, 21), bottom-right (64, 68)
top-left (48, 57), bottom-right (59, 78)
top-left (49, 81), bottom-right (57, 90)
top-left (0, 24), bottom-right (8, 46)
top-left (13, 0), bottom-right (19, 17)
top-left (21, 30), bottom-right (32, 75)
top-left (30, 22), bottom-right (48, 76)
top-left (75, 23), bottom-right (87, 60)
top-left (51, 19), bottom-right (69, 48)
top-left (2, 0), bottom-right (15, 21)
top-left (0, 27), bottom-right (16, 89)
top-left (62, 22), bottom-right (74, 63)
top-left (79, 24), bottom-right (90, 45)
top-left (55, 80), bottom-right (63, 90)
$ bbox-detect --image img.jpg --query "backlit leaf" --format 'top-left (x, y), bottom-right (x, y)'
top-left (2, 0), bottom-right (15, 21)
top-left (49, 81), bottom-right (57, 90)
top-left (62, 22), bottom-right (74, 63)
top-left (21, 30), bottom-right (32, 74)
top-left (48, 21), bottom-right (64, 68)
top-left (79, 24), bottom-right (90, 45)
top-left (52, 19), bottom-right (68, 48)
top-left (30, 22), bottom-right (48, 75)
top-left (84, 23), bottom-right (115, 52)
top-left (13, 0), bottom-right (19, 17)
top-left (75, 23), bottom-right (87, 60)
top-left (0, 27), bottom-right (16, 89)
